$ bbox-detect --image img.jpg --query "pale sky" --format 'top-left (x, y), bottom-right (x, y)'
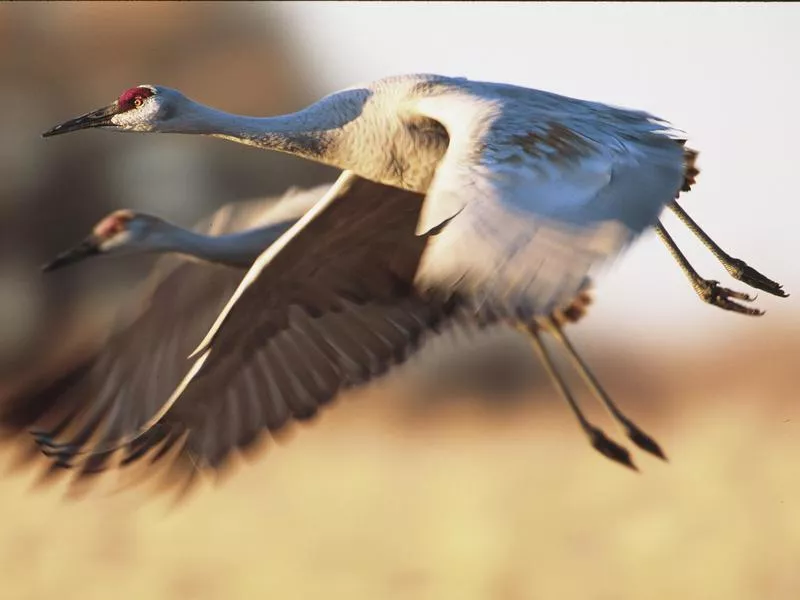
top-left (275, 3), bottom-right (798, 347)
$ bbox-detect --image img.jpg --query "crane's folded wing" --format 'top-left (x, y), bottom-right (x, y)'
top-left (411, 91), bottom-right (687, 320)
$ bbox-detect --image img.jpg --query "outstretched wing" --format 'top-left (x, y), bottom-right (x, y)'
top-left (147, 173), bottom-right (460, 478)
top-left (13, 173), bottom-right (463, 491)
top-left (0, 260), bottom-right (244, 477)
top-left (411, 87), bottom-right (688, 320)
top-left (0, 185), bottom-right (326, 483)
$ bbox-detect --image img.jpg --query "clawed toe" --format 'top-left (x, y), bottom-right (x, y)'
top-left (717, 286), bottom-right (756, 302)
top-left (725, 258), bottom-right (788, 298)
top-left (698, 280), bottom-right (765, 316)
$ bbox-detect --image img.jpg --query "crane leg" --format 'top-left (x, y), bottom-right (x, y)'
top-left (544, 318), bottom-right (666, 461)
top-left (522, 324), bottom-right (637, 471)
top-left (654, 221), bottom-right (764, 316)
top-left (668, 201), bottom-right (788, 298)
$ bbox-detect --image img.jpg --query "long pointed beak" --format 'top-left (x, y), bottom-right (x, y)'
top-left (42, 103), bottom-right (120, 138)
top-left (41, 235), bottom-right (102, 273)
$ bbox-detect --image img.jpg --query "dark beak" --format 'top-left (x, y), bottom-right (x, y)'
top-left (41, 235), bottom-right (102, 273)
top-left (42, 103), bottom-right (120, 138)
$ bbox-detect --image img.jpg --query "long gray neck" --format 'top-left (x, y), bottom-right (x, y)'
top-left (173, 89), bottom-right (373, 167)
top-left (168, 87), bottom-right (449, 193)
top-left (155, 219), bottom-right (297, 268)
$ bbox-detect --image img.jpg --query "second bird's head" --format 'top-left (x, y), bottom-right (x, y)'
top-left (42, 85), bottom-right (194, 137)
top-left (42, 210), bottom-right (167, 273)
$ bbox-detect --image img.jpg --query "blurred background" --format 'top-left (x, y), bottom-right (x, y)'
top-left (0, 3), bottom-right (798, 599)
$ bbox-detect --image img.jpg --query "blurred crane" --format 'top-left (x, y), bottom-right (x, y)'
top-left (1, 184), bottom-right (600, 495)
top-left (36, 73), bottom-right (787, 477)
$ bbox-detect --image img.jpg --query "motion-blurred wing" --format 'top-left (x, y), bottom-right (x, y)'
top-left (16, 173), bottom-right (462, 490)
top-left (411, 90), bottom-right (687, 319)
top-left (0, 260), bottom-right (245, 477)
top-left (0, 185), bottom-right (329, 484)
top-left (145, 173), bottom-right (458, 477)
top-left (202, 183), bottom-right (335, 236)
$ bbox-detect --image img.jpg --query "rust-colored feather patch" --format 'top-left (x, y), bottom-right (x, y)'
top-left (550, 287), bottom-right (594, 328)
top-left (526, 284), bottom-right (594, 334)
top-left (680, 147), bottom-right (700, 195)
top-left (93, 209), bottom-right (135, 239)
top-left (511, 123), bottom-right (595, 165)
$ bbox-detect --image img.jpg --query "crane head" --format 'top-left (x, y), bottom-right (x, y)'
top-left (42, 85), bottom-right (180, 137)
top-left (41, 210), bottom-right (163, 272)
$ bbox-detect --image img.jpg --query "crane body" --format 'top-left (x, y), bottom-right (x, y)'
top-left (29, 73), bottom-right (786, 484)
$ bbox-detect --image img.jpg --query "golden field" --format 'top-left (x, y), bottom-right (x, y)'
top-left (1, 327), bottom-right (797, 600)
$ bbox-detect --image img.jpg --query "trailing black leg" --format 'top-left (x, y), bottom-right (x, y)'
top-left (546, 318), bottom-right (666, 461)
top-left (524, 324), bottom-right (636, 471)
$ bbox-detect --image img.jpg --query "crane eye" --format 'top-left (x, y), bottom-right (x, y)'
top-left (133, 96), bottom-right (144, 108)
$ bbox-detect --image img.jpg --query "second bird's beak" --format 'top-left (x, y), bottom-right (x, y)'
top-left (42, 103), bottom-right (119, 138)
top-left (41, 235), bottom-right (102, 273)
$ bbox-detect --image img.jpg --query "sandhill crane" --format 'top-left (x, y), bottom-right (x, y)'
top-left (42, 76), bottom-right (787, 313)
top-left (38, 74), bottom-right (787, 478)
top-left (2, 187), bottom-right (606, 496)
top-left (0, 185), bottom-right (329, 486)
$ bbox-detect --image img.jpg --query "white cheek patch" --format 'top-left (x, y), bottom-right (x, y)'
top-left (99, 231), bottom-right (133, 252)
top-left (110, 99), bottom-right (160, 132)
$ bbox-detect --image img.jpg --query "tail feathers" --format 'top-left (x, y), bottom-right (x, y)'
top-left (680, 145), bottom-right (700, 194)
top-left (550, 286), bottom-right (594, 328)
